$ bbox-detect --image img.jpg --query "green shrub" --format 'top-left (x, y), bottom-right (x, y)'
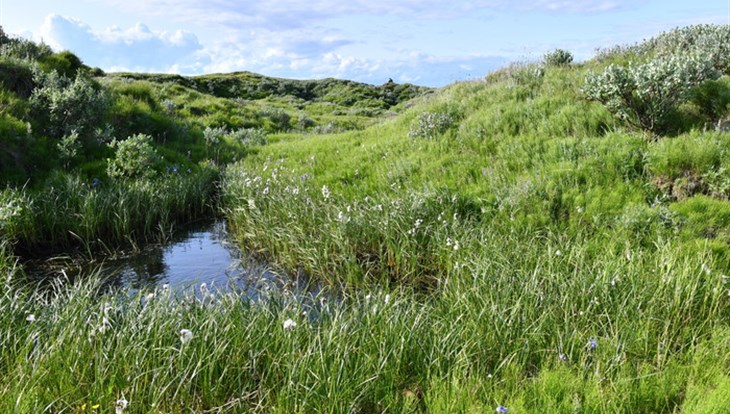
top-left (0, 36), bottom-right (53, 61)
top-left (544, 49), bottom-right (573, 66)
top-left (228, 127), bottom-right (267, 146)
top-left (106, 134), bottom-right (160, 179)
top-left (57, 130), bottom-right (82, 168)
top-left (583, 54), bottom-right (719, 135)
top-left (647, 24), bottom-right (730, 72)
top-left (408, 112), bottom-right (454, 139)
top-left (39, 51), bottom-right (84, 78)
top-left (0, 56), bottom-right (36, 98)
top-left (260, 108), bottom-right (291, 131)
top-left (30, 70), bottom-right (109, 140)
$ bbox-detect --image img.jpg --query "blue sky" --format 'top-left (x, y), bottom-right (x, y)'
top-left (2, 1), bottom-right (727, 86)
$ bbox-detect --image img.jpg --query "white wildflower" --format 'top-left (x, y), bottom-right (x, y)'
top-left (179, 329), bottom-right (193, 345)
top-left (555, 249), bottom-right (562, 257)
top-left (98, 317), bottom-right (112, 334)
top-left (25, 314), bottom-right (36, 323)
top-left (322, 185), bottom-right (330, 200)
top-left (115, 398), bottom-right (128, 414)
top-left (283, 319), bottom-right (297, 330)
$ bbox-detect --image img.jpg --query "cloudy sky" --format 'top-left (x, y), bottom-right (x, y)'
top-left (1, 1), bottom-right (727, 86)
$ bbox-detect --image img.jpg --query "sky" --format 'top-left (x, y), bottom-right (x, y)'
top-left (1, 1), bottom-right (728, 87)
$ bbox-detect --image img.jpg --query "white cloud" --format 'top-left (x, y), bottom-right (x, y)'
top-left (89, 0), bottom-right (630, 30)
top-left (36, 13), bottom-right (508, 86)
top-left (39, 14), bottom-right (203, 72)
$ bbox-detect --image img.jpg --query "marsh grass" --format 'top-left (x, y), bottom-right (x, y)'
top-left (0, 233), bottom-right (727, 412)
top-left (211, 60), bottom-right (730, 411)
top-left (5, 166), bottom-right (219, 256)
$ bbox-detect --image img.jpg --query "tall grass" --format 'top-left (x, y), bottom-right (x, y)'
top-left (4, 166), bottom-right (219, 256)
top-left (212, 63), bottom-right (730, 411)
top-left (0, 236), bottom-right (727, 412)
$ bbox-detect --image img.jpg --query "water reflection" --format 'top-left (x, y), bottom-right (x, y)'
top-left (24, 220), bottom-right (310, 299)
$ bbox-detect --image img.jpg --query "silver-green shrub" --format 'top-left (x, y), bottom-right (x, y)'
top-left (583, 54), bottom-right (719, 134)
top-left (106, 134), bottom-right (160, 179)
top-left (646, 24), bottom-right (730, 72)
top-left (408, 112), bottom-right (454, 139)
top-left (228, 128), bottom-right (268, 146)
top-left (30, 69), bottom-right (109, 140)
top-left (544, 49), bottom-right (573, 66)
top-left (203, 126), bottom-right (227, 148)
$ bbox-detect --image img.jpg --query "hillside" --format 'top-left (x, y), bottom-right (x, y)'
top-left (1, 24), bottom-right (730, 413)
top-left (0, 28), bottom-right (429, 186)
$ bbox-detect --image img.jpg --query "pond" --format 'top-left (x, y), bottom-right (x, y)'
top-left (23, 219), bottom-right (312, 298)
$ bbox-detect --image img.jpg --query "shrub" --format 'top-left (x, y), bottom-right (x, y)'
top-left (583, 54), bottom-right (719, 135)
top-left (0, 56), bottom-right (36, 98)
top-left (408, 112), bottom-right (454, 139)
top-left (57, 130), bottom-right (82, 168)
top-left (30, 69), bottom-right (109, 140)
top-left (228, 128), bottom-right (267, 146)
top-left (544, 49), bottom-right (574, 66)
top-left (647, 24), bottom-right (730, 72)
top-left (0, 36), bottom-right (53, 61)
top-left (106, 134), bottom-right (160, 179)
top-left (260, 108), bottom-right (291, 131)
top-left (203, 126), bottom-right (227, 147)
top-left (39, 51), bottom-right (84, 78)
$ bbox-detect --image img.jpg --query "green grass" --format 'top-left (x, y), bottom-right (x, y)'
top-left (2, 24), bottom-right (730, 412)
top-left (0, 236), bottom-right (727, 412)
top-left (3, 165), bottom-right (219, 255)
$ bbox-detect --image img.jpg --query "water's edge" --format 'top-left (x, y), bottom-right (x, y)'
top-left (21, 219), bottom-right (314, 299)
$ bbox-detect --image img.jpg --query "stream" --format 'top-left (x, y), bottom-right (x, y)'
top-left (23, 219), bottom-right (313, 298)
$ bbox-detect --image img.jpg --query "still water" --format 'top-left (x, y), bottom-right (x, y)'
top-left (24, 220), bottom-right (305, 296)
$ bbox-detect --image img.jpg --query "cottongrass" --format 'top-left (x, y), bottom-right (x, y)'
top-left (0, 233), bottom-right (728, 412)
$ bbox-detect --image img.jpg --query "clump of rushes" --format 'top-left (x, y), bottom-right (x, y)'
top-left (5, 164), bottom-right (219, 254)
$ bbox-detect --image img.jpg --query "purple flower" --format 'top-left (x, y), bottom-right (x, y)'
top-left (91, 178), bottom-right (101, 187)
top-left (496, 405), bottom-right (508, 413)
top-left (588, 338), bottom-right (598, 350)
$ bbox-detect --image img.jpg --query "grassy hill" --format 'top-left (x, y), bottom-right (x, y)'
top-left (1, 24), bottom-right (729, 413)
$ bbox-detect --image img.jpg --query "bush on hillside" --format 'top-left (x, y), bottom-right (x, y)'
top-left (228, 127), bottom-right (268, 146)
top-left (646, 24), bottom-right (730, 72)
top-left (106, 134), bottom-right (160, 179)
top-left (0, 36), bottom-right (53, 62)
top-left (30, 69), bottom-right (109, 141)
top-left (260, 108), bottom-right (291, 131)
top-left (544, 49), bottom-right (574, 66)
top-left (39, 51), bottom-right (84, 78)
top-left (583, 54), bottom-right (719, 135)
top-left (408, 112), bottom-right (454, 140)
top-left (0, 56), bottom-right (36, 98)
